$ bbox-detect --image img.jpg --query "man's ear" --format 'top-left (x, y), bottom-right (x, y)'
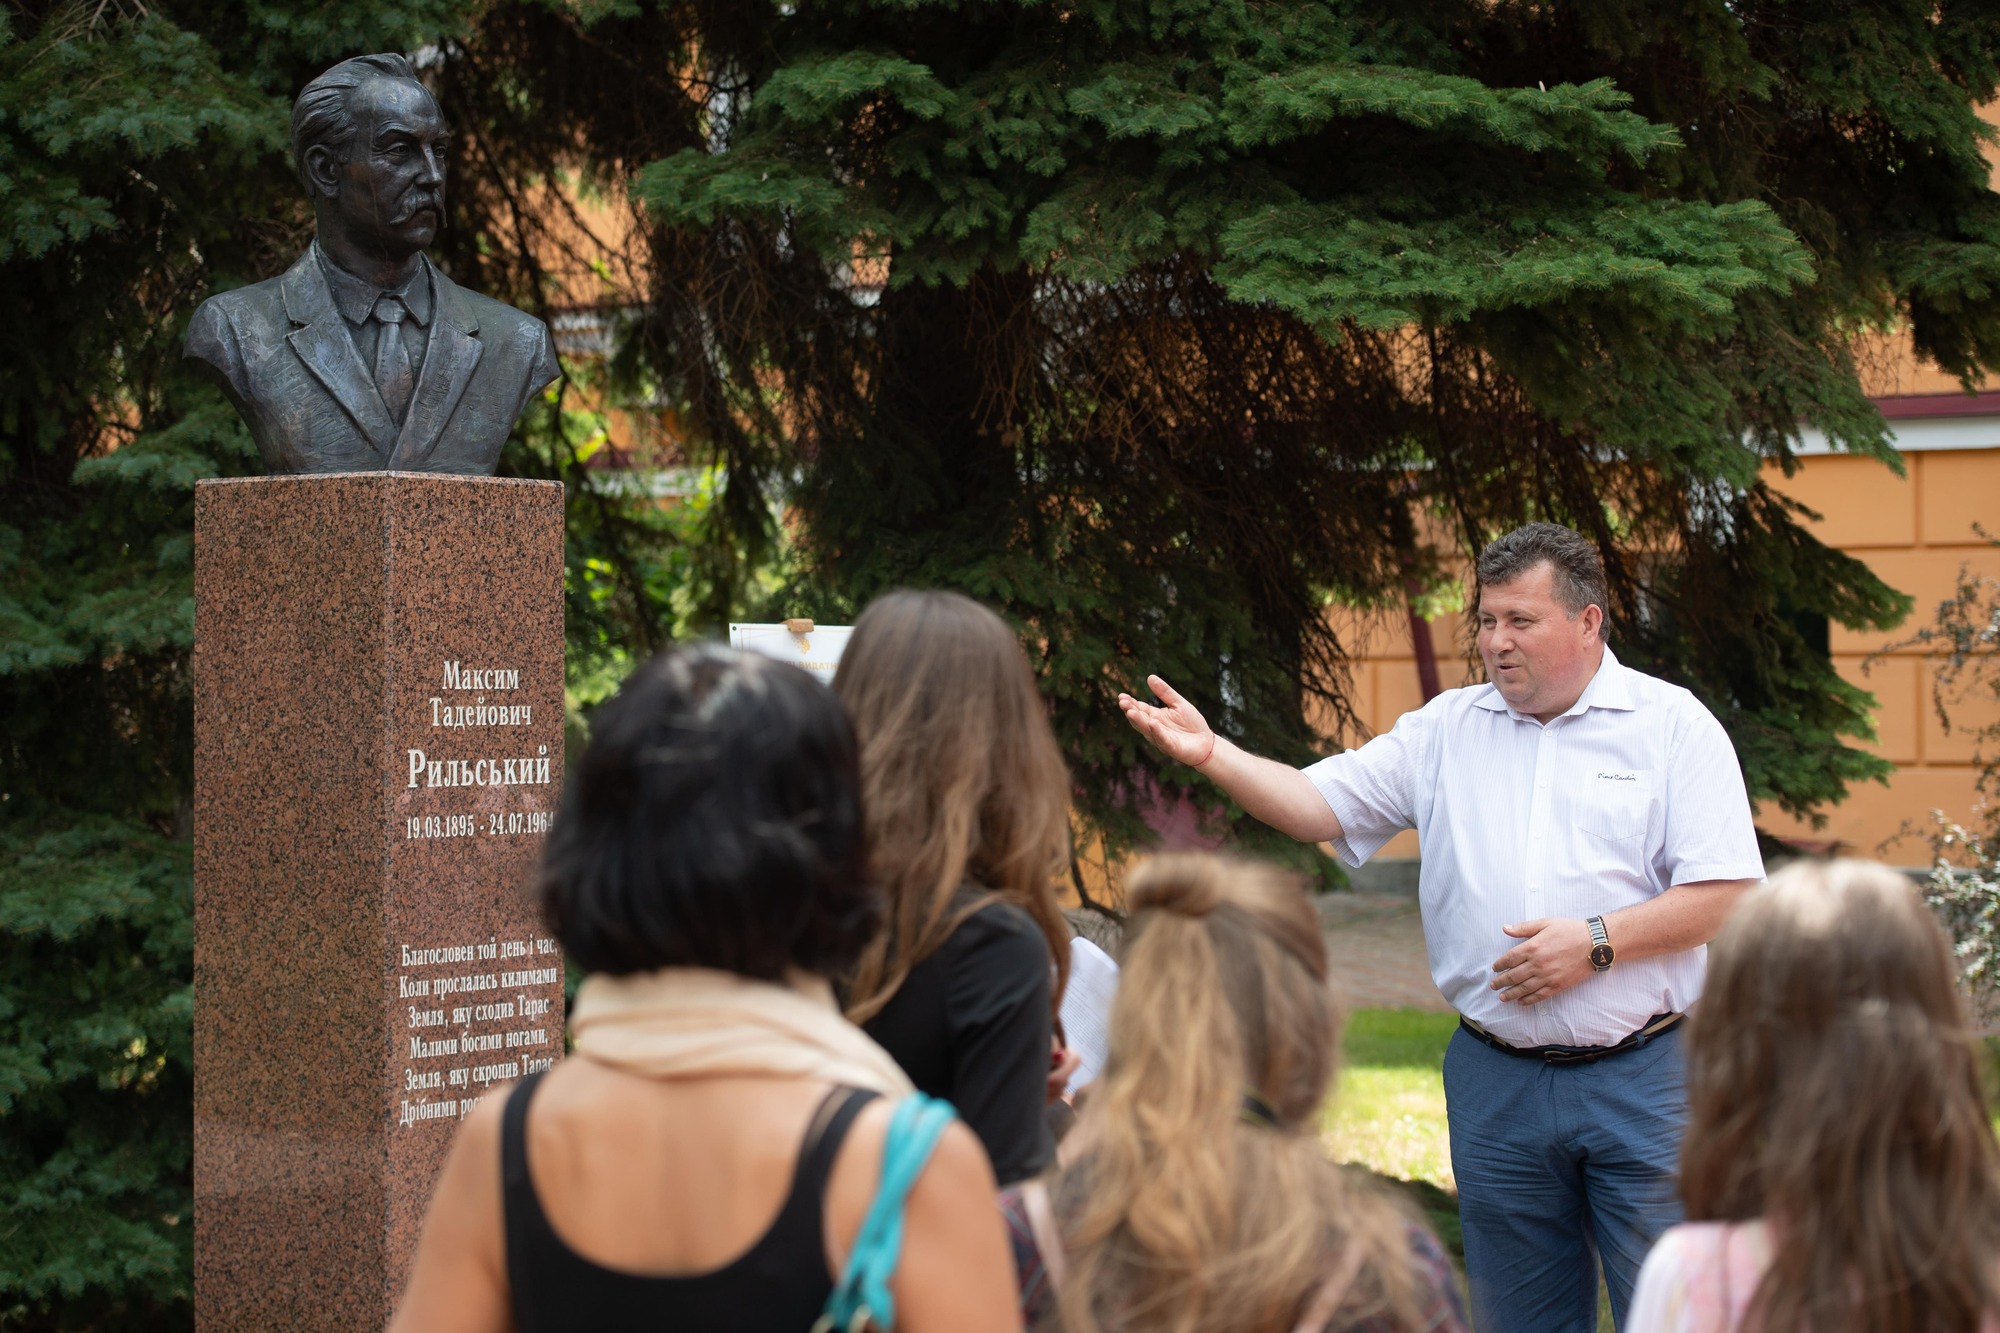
top-left (1580, 602), bottom-right (1605, 641)
top-left (302, 144), bottom-right (344, 200)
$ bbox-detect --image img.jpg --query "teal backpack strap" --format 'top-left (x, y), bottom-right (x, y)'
top-left (814, 1092), bottom-right (958, 1333)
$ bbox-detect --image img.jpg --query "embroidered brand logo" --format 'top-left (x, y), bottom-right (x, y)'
top-left (1597, 772), bottom-right (1637, 781)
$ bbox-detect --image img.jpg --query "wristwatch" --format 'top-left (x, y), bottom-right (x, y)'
top-left (1586, 915), bottom-right (1614, 972)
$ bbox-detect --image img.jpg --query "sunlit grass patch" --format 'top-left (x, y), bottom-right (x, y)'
top-left (1341, 1006), bottom-right (1459, 1071)
top-left (1327, 1067), bottom-right (1455, 1191)
top-left (1324, 1008), bottom-right (1457, 1192)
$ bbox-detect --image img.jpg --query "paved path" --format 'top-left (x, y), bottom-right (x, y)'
top-left (1074, 891), bottom-right (1448, 1013)
top-left (1316, 893), bottom-right (1450, 1012)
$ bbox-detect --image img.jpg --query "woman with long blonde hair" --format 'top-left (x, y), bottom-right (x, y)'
top-left (835, 589), bottom-right (1076, 1185)
top-left (1628, 858), bottom-right (2000, 1332)
top-left (1002, 853), bottom-right (1467, 1333)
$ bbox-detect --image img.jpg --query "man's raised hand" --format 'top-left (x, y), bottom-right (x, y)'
top-left (1117, 675), bottom-right (1215, 768)
top-left (1118, 673), bottom-right (1345, 842)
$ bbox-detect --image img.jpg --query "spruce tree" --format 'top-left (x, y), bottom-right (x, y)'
top-left (0, 4), bottom-right (679, 1324)
top-left (588, 0), bottom-right (1999, 871)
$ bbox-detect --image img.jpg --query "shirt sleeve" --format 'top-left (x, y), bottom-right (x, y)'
top-left (944, 907), bottom-right (1057, 1186)
top-left (1659, 703), bottom-right (1765, 887)
top-left (1299, 706), bottom-right (1429, 867)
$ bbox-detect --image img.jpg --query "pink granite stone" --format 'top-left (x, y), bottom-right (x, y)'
top-left (193, 474), bottom-right (566, 1331)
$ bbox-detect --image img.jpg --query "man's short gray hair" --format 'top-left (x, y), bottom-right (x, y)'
top-left (291, 53), bottom-right (432, 191)
top-left (1477, 522), bottom-right (1610, 628)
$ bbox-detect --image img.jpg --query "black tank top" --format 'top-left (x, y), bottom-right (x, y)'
top-left (503, 1071), bottom-right (878, 1332)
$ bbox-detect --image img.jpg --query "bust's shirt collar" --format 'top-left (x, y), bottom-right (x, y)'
top-left (312, 240), bottom-right (434, 328)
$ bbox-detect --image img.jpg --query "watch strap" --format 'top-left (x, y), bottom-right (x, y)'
top-left (1586, 915), bottom-right (1613, 971)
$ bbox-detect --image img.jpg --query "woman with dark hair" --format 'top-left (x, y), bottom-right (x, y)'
top-left (835, 590), bottom-right (1077, 1186)
top-left (1002, 853), bottom-right (1467, 1333)
top-left (1628, 858), bottom-right (2000, 1332)
top-left (390, 645), bottom-right (1022, 1333)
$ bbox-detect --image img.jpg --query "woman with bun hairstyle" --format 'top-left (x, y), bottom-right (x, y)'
top-left (1002, 853), bottom-right (1467, 1333)
top-left (835, 589), bottom-right (1077, 1186)
top-left (1627, 858), bottom-right (2000, 1333)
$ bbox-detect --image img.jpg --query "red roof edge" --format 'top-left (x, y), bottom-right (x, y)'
top-left (1870, 390), bottom-right (2000, 420)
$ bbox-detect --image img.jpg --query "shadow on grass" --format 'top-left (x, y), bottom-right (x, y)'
top-left (1366, 1168), bottom-right (1463, 1261)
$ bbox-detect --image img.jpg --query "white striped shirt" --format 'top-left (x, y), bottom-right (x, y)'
top-left (1303, 648), bottom-right (1764, 1047)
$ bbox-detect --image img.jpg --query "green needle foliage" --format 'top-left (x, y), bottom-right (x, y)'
top-left (0, 6), bottom-right (459, 1323)
top-left (553, 0), bottom-right (1993, 867)
top-left (0, 2), bottom-right (692, 1325)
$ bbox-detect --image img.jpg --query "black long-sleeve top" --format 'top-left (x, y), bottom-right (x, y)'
top-left (861, 898), bottom-right (1056, 1186)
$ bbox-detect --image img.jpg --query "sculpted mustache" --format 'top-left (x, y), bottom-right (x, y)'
top-left (389, 195), bottom-right (443, 224)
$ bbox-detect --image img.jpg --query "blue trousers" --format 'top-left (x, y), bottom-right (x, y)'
top-left (1443, 1024), bottom-right (1687, 1333)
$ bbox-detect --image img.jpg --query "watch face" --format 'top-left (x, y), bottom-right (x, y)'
top-left (1591, 943), bottom-right (1615, 969)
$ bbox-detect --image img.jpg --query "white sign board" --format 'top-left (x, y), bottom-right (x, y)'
top-left (727, 621), bottom-right (855, 684)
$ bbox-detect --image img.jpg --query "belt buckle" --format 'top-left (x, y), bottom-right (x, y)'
top-left (1541, 1046), bottom-right (1597, 1066)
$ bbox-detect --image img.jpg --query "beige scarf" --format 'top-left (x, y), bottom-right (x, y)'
top-left (569, 966), bottom-right (915, 1096)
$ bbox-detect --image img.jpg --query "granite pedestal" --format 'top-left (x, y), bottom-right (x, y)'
top-left (192, 474), bottom-right (567, 1331)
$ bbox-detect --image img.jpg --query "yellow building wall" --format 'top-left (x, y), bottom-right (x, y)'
top-left (1755, 448), bottom-right (1999, 860)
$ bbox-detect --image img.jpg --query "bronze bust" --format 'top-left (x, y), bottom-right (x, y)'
top-left (185, 54), bottom-right (560, 475)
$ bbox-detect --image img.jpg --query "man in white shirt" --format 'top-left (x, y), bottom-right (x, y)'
top-left (1119, 522), bottom-right (1764, 1333)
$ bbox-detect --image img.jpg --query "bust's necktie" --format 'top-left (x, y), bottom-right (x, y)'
top-left (372, 294), bottom-right (415, 424)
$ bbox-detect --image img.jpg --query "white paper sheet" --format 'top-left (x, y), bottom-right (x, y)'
top-left (1060, 936), bottom-right (1119, 1096)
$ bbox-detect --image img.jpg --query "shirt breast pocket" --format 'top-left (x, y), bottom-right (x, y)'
top-left (1577, 773), bottom-right (1653, 846)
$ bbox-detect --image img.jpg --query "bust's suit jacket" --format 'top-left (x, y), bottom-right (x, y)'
top-left (184, 247), bottom-right (561, 475)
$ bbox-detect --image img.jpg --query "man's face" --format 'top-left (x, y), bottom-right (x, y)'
top-left (324, 77), bottom-right (447, 258)
top-left (1475, 562), bottom-right (1604, 721)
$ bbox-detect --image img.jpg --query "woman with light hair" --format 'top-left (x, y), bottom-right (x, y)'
top-left (1002, 852), bottom-right (1467, 1333)
top-left (836, 590), bottom-right (1078, 1186)
top-left (1628, 858), bottom-right (2000, 1332)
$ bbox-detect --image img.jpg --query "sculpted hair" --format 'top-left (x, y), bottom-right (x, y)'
top-left (1050, 854), bottom-right (1427, 1333)
top-left (1681, 858), bottom-right (2000, 1333)
top-left (538, 645), bottom-right (876, 980)
top-left (291, 53), bottom-right (433, 191)
top-left (1476, 522), bottom-right (1610, 629)
top-left (833, 590), bottom-right (1072, 1021)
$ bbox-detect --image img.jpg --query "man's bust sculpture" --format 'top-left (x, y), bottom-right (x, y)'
top-left (185, 54), bottom-right (559, 475)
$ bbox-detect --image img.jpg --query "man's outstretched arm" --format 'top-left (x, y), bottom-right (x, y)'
top-left (1117, 675), bottom-right (1344, 844)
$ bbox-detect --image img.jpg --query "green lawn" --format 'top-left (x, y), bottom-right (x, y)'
top-left (1325, 1007), bottom-right (1457, 1193)
top-left (1326, 1008), bottom-right (1613, 1331)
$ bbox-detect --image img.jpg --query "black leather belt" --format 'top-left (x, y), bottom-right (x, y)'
top-left (1458, 1011), bottom-right (1684, 1065)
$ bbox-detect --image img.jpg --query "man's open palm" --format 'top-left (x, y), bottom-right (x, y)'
top-left (1117, 675), bottom-right (1214, 766)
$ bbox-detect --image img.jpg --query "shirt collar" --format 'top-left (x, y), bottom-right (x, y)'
top-left (313, 240), bottom-right (434, 328)
top-left (1472, 646), bottom-right (1634, 718)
